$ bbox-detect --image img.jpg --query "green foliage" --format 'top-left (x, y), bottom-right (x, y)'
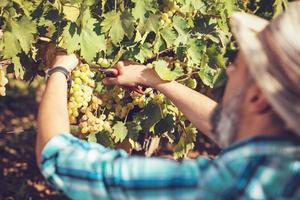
top-left (112, 121), bottom-right (128, 143)
top-left (0, 0), bottom-right (289, 158)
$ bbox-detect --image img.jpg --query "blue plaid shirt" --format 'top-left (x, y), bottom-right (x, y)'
top-left (40, 133), bottom-right (300, 200)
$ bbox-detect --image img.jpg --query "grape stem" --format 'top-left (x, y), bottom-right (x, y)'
top-left (176, 70), bottom-right (200, 82)
top-left (124, 111), bottom-right (129, 124)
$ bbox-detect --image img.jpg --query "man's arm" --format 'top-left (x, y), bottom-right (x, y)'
top-left (103, 62), bottom-right (217, 137)
top-left (36, 54), bottom-right (78, 164)
top-left (154, 80), bottom-right (217, 137)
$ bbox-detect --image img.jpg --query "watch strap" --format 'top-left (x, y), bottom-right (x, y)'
top-left (46, 66), bottom-right (72, 89)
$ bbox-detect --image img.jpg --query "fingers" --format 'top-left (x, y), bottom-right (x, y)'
top-left (103, 77), bottom-right (119, 85)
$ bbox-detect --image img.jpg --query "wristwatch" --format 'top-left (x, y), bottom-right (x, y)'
top-left (45, 66), bottom-right (72, 89)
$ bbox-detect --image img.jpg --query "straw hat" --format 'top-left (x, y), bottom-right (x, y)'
top-left (229, 2), bottom-right (300, 135)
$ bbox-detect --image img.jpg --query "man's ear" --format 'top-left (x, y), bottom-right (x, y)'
top-left (245, 83), bottom-right (271, 114)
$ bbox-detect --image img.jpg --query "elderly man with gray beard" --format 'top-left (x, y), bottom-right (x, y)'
top-left (36, 2), bottom-right (300, 200)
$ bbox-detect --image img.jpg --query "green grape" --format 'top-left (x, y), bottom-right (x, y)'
top-left (131, 91), bottom-right (146, 108)
top-left (79, 103), bottom-right (113, 135)
top-left (100, 86), bottom-right (125, 111)
top-left (165, 18), bottom-right (172, 24)
top-left (127, 103), bottom-right (134, 110)
top-left (97, 57), bottom-right (110, 68)
top-left (68, 64), bottom-right (95, 124)
top-left (162, 13), bottom-right (169, 21)
top-left (107, 112), bottom-right (115, 121)
top-left (186, 78), bottom-right (197, 89)
top-left (153, 93), bottom-right (165, 104)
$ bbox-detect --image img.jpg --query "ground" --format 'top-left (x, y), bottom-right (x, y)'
top-left (0, 81), bottom-right (67, 200)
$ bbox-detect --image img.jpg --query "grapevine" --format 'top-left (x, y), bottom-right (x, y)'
top-left (0, 0), bottom-right (289, 158)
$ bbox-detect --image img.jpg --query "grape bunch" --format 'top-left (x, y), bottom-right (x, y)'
top-left (152, 93), bottom-right (165, 104)
top-left (161, 1), bottom-right (180, 25)
top-left (68, 64), bottom-right (95, 124)
top-left (131, 91), bottom-right (146, 108)
top-left (100, 86), bottom-right (135, 119)
top-left (79, 110), bottom-right (112, 134)
top-left (77, 93), bottom-right (112, 134)
top-left (0, 67), bottom-right (8, 96)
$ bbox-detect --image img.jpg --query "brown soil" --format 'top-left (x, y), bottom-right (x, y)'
top-left (0, 92), bottom-right (67, 200)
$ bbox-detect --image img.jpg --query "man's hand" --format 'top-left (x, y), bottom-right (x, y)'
top-left (102, 61), bottom-right (166, 88)
top-left (51, 54), bottom-right (79, 72)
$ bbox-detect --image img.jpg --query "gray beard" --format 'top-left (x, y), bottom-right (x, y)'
top-left (210, 92), bottom-right (244, 148)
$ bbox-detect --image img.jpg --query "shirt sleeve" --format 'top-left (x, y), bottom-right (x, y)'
top-left (40, 133), bottom-right (210, 200)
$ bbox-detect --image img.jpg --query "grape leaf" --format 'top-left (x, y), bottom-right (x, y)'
top-left (63, 4), bottom-right (80, 22)
top-left (190, 0), bottom-right (206, 11)
top-left (134, 30), bottom-right (148, 44)
top-left (160, 25), bottom-right (177, 48)
top-left (10, 16), bottom-right (37, 54)
top-left (273, 0), bottom-right (288, 18)
top-left (61, 23), bottom-right (80, 53)
top-left (187, 38), bottom-right (205, 66)
top-left (154, 114), bottom-right (174, 135)
top-left (112, 121), bottom-right (128, 143)
top-left (153, 60), bottom-right (183, 81)
top-left (2, 32), bottom-right (21, 58)
top-left (140, 103), bottom-right (162, 132)
top-left (80, 27), bottom-right (105, 62)
top-left (87, 132), bottom-right (97, 143)
top-left (174, 127), bottom-right (196, 159)
top-left (12, 56), bottom-right (24, 79)
top-left (127, 121), bottom-right (142, 143)
top-left (193, 17), bottom-right (217, 34)
top-left (144, 14), bottom-right (160, 33)
top-left (101, 11), bottom-right (125, 45)
top-left (132, 0), bottom-right (147, 20)
top-left (153, 34), bottom-right (166, 53)
top-left (73, 9), bottom-right (106, 61)
top-left (96, 131), bottom-right (115, 148)
top-left (212, 68), bottom-right (227, 88)
top-left (132, 0), bottom-right (156, 20)
top-left (224, 0), bottom-right (237, 15)
top-left (134, 42), bottom-right (153, 63)
top-left (0, 0), bottom-right (9, 7)
top-left (207, 44), bottom-right (226, 68)
top-left (173, 15), bottom-right (188, 35)
top-left (198, 65), bottom-right (216, 88)
top-left (121, 11), bottom-right (135, 39)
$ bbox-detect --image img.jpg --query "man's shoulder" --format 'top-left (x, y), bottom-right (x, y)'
top-left (198, 134), bottom-right (300, 199)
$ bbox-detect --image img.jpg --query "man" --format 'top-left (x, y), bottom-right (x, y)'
top-left (36, 3), bottom-right (300, 200)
